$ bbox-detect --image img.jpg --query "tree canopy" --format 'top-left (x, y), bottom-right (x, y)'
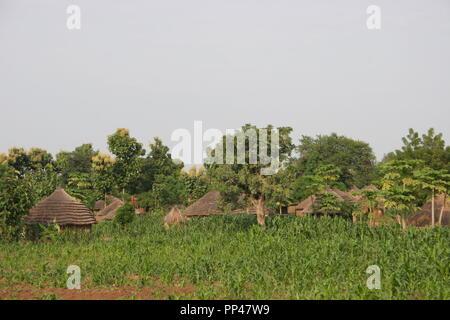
top-left (384, 128), bottom-right (450, 171)
top-left (292, 133), bottom-right (376, 189)
top-left (206, 124), bottom-right (294, 226)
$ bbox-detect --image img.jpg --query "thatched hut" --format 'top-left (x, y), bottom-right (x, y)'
top-left (94, 200), bottom-right (106, 212)
top-left (95, 198), bottom-right (124, 222)
top-left (287, 196), bottom-right (316, 216)
top-left (287, 188), bottom-right (358, 217)
top-left (163, 206), bottom-right (187, 229)
top-left (25, 188), bottom-right (96, 231)
top-left (182, 190), bottom-right (262, 217)
top-left (362, 185), bottom-right (379, 191)
top-left (408, 194), bottom-right (450, 227)
top-left (94, 195), bottom-right (121, 213)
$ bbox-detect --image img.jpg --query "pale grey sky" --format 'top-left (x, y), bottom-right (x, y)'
top-left (0, 0), bottom-right (449, 161)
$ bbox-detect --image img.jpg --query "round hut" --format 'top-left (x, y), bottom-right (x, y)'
top-left (25, 188), bottom-right (96, 232)
top-left (95, 198), bottom-right (124, 222)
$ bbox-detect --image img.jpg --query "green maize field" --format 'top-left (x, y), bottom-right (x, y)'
top-left (0, 213), bottom-right (449, 299)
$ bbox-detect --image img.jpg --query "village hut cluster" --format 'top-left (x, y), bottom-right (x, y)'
top-left (163, 187), bottom-right (450, 229)
top-left (24, 185), bottom-right (449, 235)
top-left (24, 188), bottom-right (145, 236)
top-left (163, 190), bottom-right (268, 228)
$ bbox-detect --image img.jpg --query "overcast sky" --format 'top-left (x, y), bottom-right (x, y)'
top-left (0, 0), bottom-right (449, 162)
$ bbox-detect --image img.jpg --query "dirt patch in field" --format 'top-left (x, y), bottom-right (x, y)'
top-left (0, 280), bottom-right (197, 300)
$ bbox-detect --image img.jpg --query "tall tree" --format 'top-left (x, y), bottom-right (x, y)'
top-left (108, 128), bottom-right (145, 196)
top-left (0, 164), bottom-right (35, 240)
top-left (384, 128), bottom-right (450, 171)
top-left (378, 160), bottom-right (424, 229)
top-left (92, 152), bottom-right (116, 205)
top-left (206, 124), bottom-right (294, 227)
top-left (293, 133), bottom-right (376, 189)
top-left (181, 166), bottom-right (209, 204)
top-left (131, 137), bottom-right (183, 194)
top-left (6, 147), bottom-right (31, 177)
top-left (28, 148), bottom-right (53, 170)
top-left (55, 144), bottom-right (98, 185)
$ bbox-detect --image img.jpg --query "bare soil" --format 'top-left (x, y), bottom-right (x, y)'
top-left (0, 280), bottom-right (197, 300)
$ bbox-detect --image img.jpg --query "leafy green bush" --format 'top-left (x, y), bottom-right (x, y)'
top-left (115, 203), bottom-right (135, 227)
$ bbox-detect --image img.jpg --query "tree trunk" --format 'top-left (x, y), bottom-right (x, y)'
top-left (438, 193), bottom-right (447, 226)
top-left (431, 188), bottom-right (435, 227)
top-left (396, 215), bottom-right (402, 227)
top-left (252, 196), bottom-right (266, 227)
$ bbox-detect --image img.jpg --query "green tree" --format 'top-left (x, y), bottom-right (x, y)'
top-left (152, 174), bottom-right (188, 209)
top-left (55, 144), bottom-right (98, 185)
top-left (292, 133), bottom-right (376, 188)
top-left (313, 192), bottom-right (342, 215)
top-left (291, 164), bottom-right (341, 202)
top-left (65, 172), bottom-right (96, 207)
top-left (115, 203), bottom-right (135, 227)
top-left (378, 160), bottom-right (424, 229)
top-left (131, 137), bottom-right (183, 194)
top-left (92, 152), bottom-right (116, 205)
top-left (107, 129), bottom-right (145, 196)
top-left (206, 124), bottom-right (294, 227)
top-left (0, 164), bottom-right (35, 241)
top-left (181, 166), bottom-right (209, 204)
top-left (27, 165), bottom-right (59, 201)
top-left (28, 148), bottom-right (53, 170)
top-left (384, 128), bottom-right (450, 171)
top-left (6, 147), bottom-right (31, 177)
top-left (352, 188), bottom-right (382, 224)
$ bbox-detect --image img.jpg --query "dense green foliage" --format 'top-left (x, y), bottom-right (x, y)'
top-left (0, 127), bottom-right (448, 242)
top-left (383, 128), bottom-right (450, 172)
top-left (131, 137), bottom-right (183, 195)
top-left (0, 214), bottom-right (448, 299)
top-left (290, 164), bottom-right (341, 203)
top-left (108, 128), bottom-right (145, 194)
top-left (206, 124), bottom-right (295, 226)
top-left (55, 144), bottom-right (97, 185)
top-left (115, 203), bottom-right (135, 227)
top-left (292, 133), bottom-right (376, 189)
top-left (0, 163), bottom-right (58, 241)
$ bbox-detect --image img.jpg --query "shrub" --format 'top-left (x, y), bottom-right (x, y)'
top-left (115, 203), bottom-right (135, 227)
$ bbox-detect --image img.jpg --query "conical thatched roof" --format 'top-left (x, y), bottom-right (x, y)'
top-left (182, 191), bottom-right (223, 216)
top-left (326, 187), bottom-right (359, 202)
top-left (408, 194), bottom-right (450, 227)
top-left (96, 198), bottom-right (124, 222)
top-left (94, 200), bottom-right (106, 211)
top-left (287, 195), bottom-right (316, 216)
top-left (182, 190), bottom-right (259, 217)
top-left (164, 206), bottom-right (187, 229)
top-left (287, 188), bottom-right (358, 216)
top-left (94, 195), bottom-right (121, 211)
top-left (25, 188), bottom-right (96, 226)
top-left (362, 185), bottom-right (378, 191)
